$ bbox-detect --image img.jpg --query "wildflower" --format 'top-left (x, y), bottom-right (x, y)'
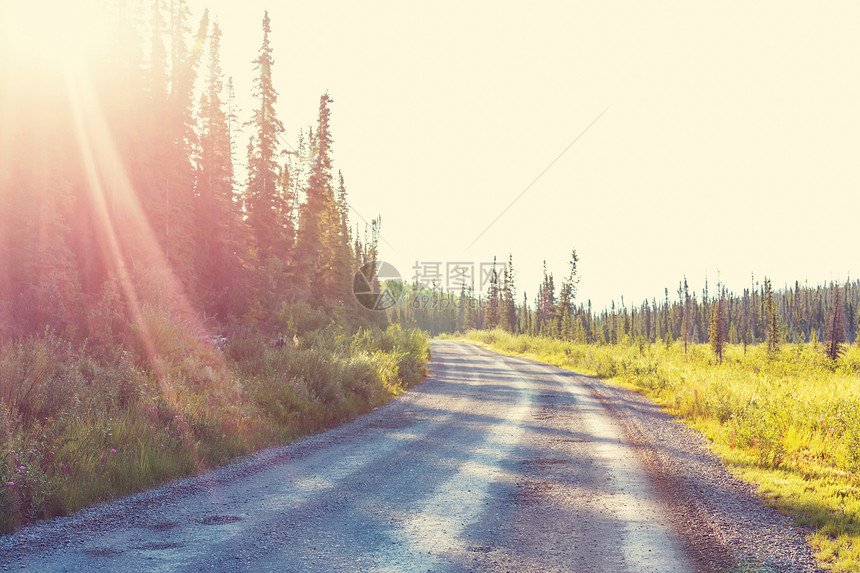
top-left (110, 449), bottom-right (117, 454)
top-left (17, 466), bottom-right (25, 471)
top-left (7, 482), bottom-right (13, 487)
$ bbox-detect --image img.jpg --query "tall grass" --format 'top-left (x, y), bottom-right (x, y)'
top-left (0, 323), bottom-right (429, 534)
top-left (458, 329), bottom-right (860, 572)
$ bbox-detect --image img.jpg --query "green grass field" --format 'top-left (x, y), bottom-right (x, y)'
top-left (453, 329), bottom-right (860, 572)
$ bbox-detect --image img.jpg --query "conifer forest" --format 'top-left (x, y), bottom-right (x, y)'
top-left (0, 4), bottom-right (427, 532)
top-left (2, 2), bottom-right (860, 570)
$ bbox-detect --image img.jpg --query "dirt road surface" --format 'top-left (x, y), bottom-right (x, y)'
top-left (0, 341), bottom-right (821, 572)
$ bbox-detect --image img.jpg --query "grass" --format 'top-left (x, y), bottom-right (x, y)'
top-left (0, 322), bottom-right (430, 534)
top-left (451, 329), bottom-right (860, 572)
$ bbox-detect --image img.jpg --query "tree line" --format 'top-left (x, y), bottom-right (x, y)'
top-left (0, 4), bottom-right (381, 349)
top-left (391, 252), bottom-right (860, 359)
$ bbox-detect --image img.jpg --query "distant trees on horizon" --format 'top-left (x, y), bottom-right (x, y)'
top-left (391, 252), bottom-right (860, 358)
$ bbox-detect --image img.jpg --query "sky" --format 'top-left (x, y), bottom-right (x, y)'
top-left (10, 0), bottom-right (860, 310)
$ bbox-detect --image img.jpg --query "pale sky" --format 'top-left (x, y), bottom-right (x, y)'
top-left (32, 1), bottom-right (860, 309)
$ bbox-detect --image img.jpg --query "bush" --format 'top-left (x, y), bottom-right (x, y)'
top-left (0, 321), bottom-right (430, 535)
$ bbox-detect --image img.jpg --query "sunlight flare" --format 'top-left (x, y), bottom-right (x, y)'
top-left (1, 0), bottom-right (111, 81)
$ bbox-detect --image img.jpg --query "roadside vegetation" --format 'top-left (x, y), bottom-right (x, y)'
top-left (394, 246), bottom-right (860, 570)
top-left (0, 323), bottom-right (428, 534)
top-left (0, 7), bottom-right (431, 535)
top-left (456, 329), bottom-right (860, 572)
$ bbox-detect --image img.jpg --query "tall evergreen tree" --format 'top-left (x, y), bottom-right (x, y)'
top-left (610, 300), bottom-right (618, 344)
top-left (484, 257), bottom-right (501, 329)
top-left (520, 292), bottom-right (531, 335)
top-left (702, 279), bottom-right (710, 343)
top-left (826, 282), bottom-right (846, 361)
top-left (682, 276), bottom-right (692, 355)
top-left (643, 299), bottom-right (652, 343)
top-left (195, 20), bottom-right (249, 317)
top-left (741, 288), bottom-right (750, 352)
top-left (464, 285), bottom-right (477, 331)
top-left (651, 297), bottom-right (658, 341)
top-left (245, 11), bottom-right (286, 256)
top-left (457, 283), bottom-right (468, 331)
top-left (663, 288), bottom-right (672, 342)
top-left (501, 254), bottom-right (518, 333)
top-left (295, 94), bottom-right (339, 305)
top-left (764, 277), bottom-right (780, 354)
top-left (558, 249), bottom-right (579, 340)
top-left (536, 261), bottom-right (556, 336)
top-left (710, 286), bottom-right (727, 363)
top-left (330, 171), bottom-right (356, 308)
top-left (162, 3), bottom-right (207, 282)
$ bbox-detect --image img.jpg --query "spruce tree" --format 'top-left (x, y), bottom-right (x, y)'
top-left (295, 93), bottom-right (339, 305)
top-left (663, 288), bottom-right (672, 341)
top-left (457, 283), bottom-right (467, 331)
top-left (764, 277), bottom-right (780, 354)
top-left (196, 20), bottom-right (248, 317)
top-left (521, 292), bottom-right (530, 335)
top-left (464, 285), bottom-right (477, 330)
top-left (484, 257), bottom-right (501, 329)
top-left (651, 297), bottom-right (658, 341)
top-left (710, 286), bottom-right (727, 363)
top-left (501, 254), bottom-right (518, 333)
top-left (826, 282), bottom-right (846, 361)
top-left (163, 3), bottom-right (207, 282)
top-left (643, 299), bottom-right (652, 343)
top-left (741, 288), bottom-right (750, 353)
top-left (329, 171), bottom-right (355, 308)
top-left (610, 301), bottom-right (618, 344)
top-left (622, 300), bottom-right (630, 339)
top-left (702, 279), bottom-right (710, 343)
top-left (135, 0), bottom-right (205, 287)
top-left (558, 249), bottom-right (579, 340)
top-left (536, 261), bottom-right (556, 336)
top-left (682, 276), bottom-right (692, 355)
top-left (245, 11), bottom-right (286, 256)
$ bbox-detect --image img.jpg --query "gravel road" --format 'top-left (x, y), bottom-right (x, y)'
top-left (0, 341), bottom-right (822, 572)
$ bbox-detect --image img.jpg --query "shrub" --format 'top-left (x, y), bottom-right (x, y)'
top-left (0, 322), bottom-right (430, 535)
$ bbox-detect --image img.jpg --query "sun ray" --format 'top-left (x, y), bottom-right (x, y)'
top-left (64, 69), bottom-right (173, 394)
top-left (1, 0), bottom-right (110, 75)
